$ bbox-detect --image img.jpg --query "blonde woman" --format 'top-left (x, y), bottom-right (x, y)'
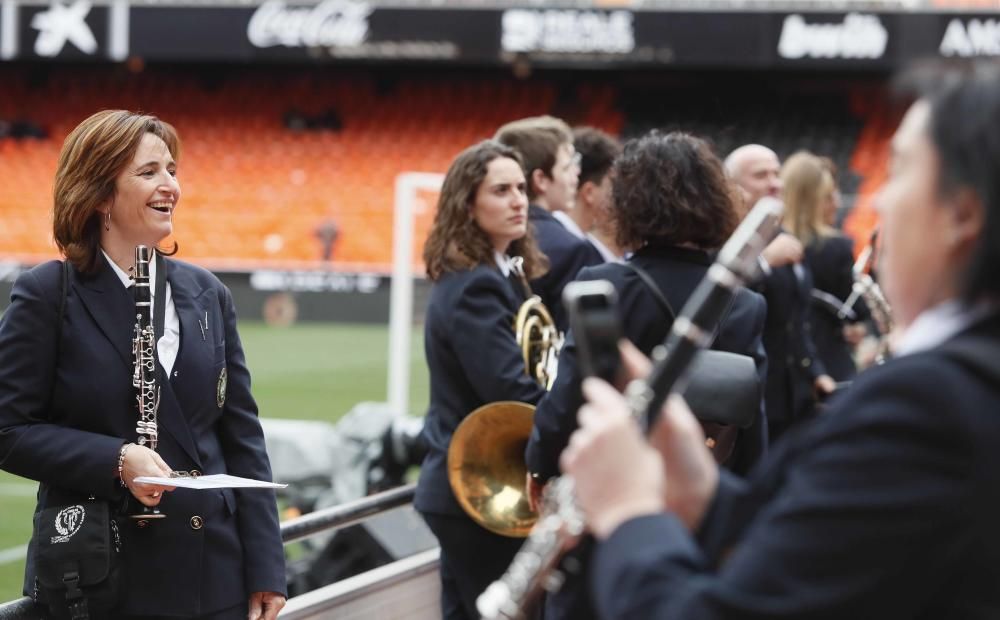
top-left (782, 151), bottom-right (868, 381)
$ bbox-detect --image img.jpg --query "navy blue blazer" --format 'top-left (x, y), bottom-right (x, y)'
top-left (0, 256), bottom-right (286, 616)
top-left (414, 264), bottom-right (546, 517)
top-left (525, 244), bottom-right (769, 484)
top-left (528, 205), bottom-right (604, 334)
top-left (805, 234), bottom-right (869, 381)
top-left (592, 314), bottom-right (1000, 620)
top-left (753, 259), bottom-right (826, 430)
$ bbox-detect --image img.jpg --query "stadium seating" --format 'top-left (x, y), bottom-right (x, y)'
top-left (0, 65), bottom-right (622, 269)
top-left (0, 64), bottom-right (889, 269)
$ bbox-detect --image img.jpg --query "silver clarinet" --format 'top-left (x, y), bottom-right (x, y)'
top-left (839, 229), bottom-right (893, 364)
top-left (132, 245), bottom-right (160, 450)
top-left (477, 198), bottom-right (785, 620)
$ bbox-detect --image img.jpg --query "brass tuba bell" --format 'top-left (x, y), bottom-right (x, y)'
top-left (447, 258), bottom-right (562, 537)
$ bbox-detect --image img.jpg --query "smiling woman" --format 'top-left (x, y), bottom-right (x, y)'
top-left (0, 110), bottom-right (287, 619)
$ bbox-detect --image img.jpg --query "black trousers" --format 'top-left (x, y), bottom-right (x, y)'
top-left (420, 511), bottom-right (525, 620)
top-left (117, 601), bottom-right (247, 620)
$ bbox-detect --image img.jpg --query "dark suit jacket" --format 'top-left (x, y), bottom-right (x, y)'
top-left (0, 257), bottom-right (286, 616)
top-left (528, 205), bottom-right (604, 333)
top-left (805, 234), bottom-right (869, 381)
top-left (526, 244), bottom-right (769, 483)
top-left (593, 314), bottom-right (1000, 620)
top-left (414, 264), bottom-right (546, 517)
top-left (753, 260), bottom-right (825, 430)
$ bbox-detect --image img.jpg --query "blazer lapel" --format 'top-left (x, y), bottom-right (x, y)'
top-left (73, 257), bottom-right (135, 371)
top-left (151, 259), bottom-right (204, 468)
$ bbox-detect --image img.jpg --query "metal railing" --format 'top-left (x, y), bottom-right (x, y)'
top-left (0, 484), bottom-right (423, 620)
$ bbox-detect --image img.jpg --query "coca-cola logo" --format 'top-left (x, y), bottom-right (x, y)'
top-left (940, 19), bottom-right (1000, 57)
top-left (778, 13), bottom-right (887, 60)
top-left (501, 9), bottom-right (634, 54)
top-left (247, 0), bottom-right (372, 49)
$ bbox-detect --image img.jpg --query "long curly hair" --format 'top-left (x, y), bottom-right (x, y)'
top-left (423, 140), bottom-right (548, 281)
top-left (613, 130), bottom-right (738, 251)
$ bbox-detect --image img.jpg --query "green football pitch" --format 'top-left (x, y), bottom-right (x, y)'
top-left (0, 321), bottom-right (430, 603)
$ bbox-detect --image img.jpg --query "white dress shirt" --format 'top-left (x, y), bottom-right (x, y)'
top-left (551, 210), bottom-right (588, 240)
top-left (102, 250), bottom-right (179, 374)
top-left (587, 233), bottom-right (621, 263)
top-left (895, 299), bottom-right (997, 357)
top-left (494, 250), bottom-right (514, 277)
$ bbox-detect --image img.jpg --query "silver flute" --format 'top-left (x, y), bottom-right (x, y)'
top-left (132, 245), bottom-right (160, 450)
top-left (477, 198), bottom-right (784, 620)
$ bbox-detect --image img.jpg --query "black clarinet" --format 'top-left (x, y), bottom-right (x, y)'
top-left (130, 245), bottom-right (165, 520)
top-left (477, 197), bottom-right (784, 620)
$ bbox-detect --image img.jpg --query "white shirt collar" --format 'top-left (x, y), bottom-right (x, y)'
top-left (895, 299), bottom-right (997, 357)
top-left (587, 233), bottom-right (620, 263)
top-left (551, 210), bottom-right (588, 240)
top-left (101, 249), bottom-right (158, 295)
top-left (494, 251), bottom-right (513, 277)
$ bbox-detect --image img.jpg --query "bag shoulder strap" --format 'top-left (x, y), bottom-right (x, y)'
top-left (621, 260), bottom-right (736, 346)
top-left (57, 260), bottom-right (68, 349)
top-left (620, 261), bottom-right (677, 320)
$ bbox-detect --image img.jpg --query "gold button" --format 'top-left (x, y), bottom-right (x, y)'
top-left (190, 470), bottom-right (202, 478)
top-left (190, 516), bottom-right (204, 530)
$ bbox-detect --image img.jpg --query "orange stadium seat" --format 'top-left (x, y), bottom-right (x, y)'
top-left (0, 67), bottom-right (609, 271)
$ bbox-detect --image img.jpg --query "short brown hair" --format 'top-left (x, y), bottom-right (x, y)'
top-left (574, 127), bottom-right (621, 188)
top-left (494, 116), bottom-right (572, 200)
top-left (53, 110), bottom-right (180, 273)
top-left (613, 130), bottom-right (737, 251)
top-left (423, 140), bottom-right (548, 281)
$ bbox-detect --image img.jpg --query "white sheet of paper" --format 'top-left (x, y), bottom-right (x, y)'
top-left (133, 474), bottom-right (287, 489)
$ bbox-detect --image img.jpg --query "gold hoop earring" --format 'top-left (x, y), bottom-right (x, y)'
top-left (104, 209), bottom-right (111, 231)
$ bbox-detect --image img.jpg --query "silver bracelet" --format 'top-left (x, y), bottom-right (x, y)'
top-left (117, 443), bottom-right (134, 488)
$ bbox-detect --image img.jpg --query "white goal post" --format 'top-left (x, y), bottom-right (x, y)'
top-left (387, 172), bottom-right (444, 417)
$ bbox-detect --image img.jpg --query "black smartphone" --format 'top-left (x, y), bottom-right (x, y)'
top-left (563, 280), bottom-right (623, 384)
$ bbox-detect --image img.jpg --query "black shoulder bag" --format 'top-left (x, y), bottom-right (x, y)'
top-left (621, 262), bottom-right (762, 462)
top-left (31, 261), bottom-right (122, 620)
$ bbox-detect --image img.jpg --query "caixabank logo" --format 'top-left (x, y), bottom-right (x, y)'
top-left (0, 0), bottom-right (127, 61)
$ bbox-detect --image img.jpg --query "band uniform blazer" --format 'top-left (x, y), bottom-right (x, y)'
top-left (0, 256), bottom-right (286, 617)
top-left (527, 205), bottom-right (604, 334)
top-left (525, 243), bottom-right (769, 484)
top-left (414, 264), bottom-right (546, 517)
top-left (804, 234), bottom-right (870, 381)
top-left (592, 313), bottom-right (1000, 620)
top-left (753, 259), bottom-right (826, 427)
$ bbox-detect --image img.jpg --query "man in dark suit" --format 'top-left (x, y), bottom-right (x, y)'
top-left (496, 116), bottom-right (603, 332)
top-left (562, 61), bottom-right (1000, 619)
top-left (567, 127), bottom-right (625, 262)
top-left (726, 144), bottom-right (835, 440)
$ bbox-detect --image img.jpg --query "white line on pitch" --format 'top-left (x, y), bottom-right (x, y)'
top-left (0, 483), bottom-right (36, 497)
top-left (0, 544), bottom-right (27, 565)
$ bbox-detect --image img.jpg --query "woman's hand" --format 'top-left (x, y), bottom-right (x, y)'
top-left (120, 444), bottom-right (175, 506)
top-left (249, 591), bottom-right (286, 620)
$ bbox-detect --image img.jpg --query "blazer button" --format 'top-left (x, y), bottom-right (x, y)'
top-left (190, 470), bottom-right (202, 477)
top-left (190, 516), bottom-right (204, 530)
top-left (801, 358), bottom-right (811, 368)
